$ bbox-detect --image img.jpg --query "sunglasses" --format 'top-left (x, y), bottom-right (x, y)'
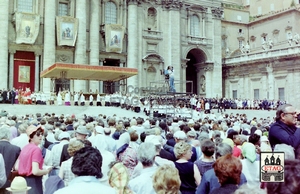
top-left (35, 131), bottom-right (44, 137)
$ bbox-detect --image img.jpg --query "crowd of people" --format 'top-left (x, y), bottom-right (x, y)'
top-left (0, 102), bottom-right (299, 194)
top-left (1, 88), bottom-right (287, 113)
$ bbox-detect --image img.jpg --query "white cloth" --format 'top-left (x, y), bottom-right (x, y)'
top-left (51, 140), bottom-right (69, 168)
top-left (10, 133), bottom-right (29, 150)
top-left (54, 176), bottom-right (116, 194)
top-left (57, 92), bottom-right (62, 105)
top-left (241, 159), bottom-right (260, 189)
top-left (65, 92), bottom-right (71, 102)
top-left (128, 166), bottom-right (157, 194)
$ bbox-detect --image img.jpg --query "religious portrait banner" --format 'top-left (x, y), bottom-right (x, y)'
top-left (18, 66), bottom-right (30, 83)
top-left (15, 13), bottom-right (40, 44)
top-left (56, 16), bottom-right (79, 46)
top-left (105, 24), bottom-right (125, 53)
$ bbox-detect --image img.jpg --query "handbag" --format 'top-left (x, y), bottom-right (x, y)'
top-left (9, 170), bottom-right (19, 182)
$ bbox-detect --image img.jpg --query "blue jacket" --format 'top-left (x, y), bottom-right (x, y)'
top-left (196, 168), bottom-right (247, 194)
top-left (269, 120), bottom-right (300, 149)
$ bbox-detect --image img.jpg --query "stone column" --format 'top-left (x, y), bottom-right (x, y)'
top-left (9, 50), bottom-right (16, 89)
top-left (202, 15), bottom-right (206, 38)
top-left (169, 6), bottom-right (182, 93)
top-left (99, 59), bottom-right (104, 93)
top-left (127, 0), bottom-right (139, 89)
top-left (181, 59), bottom-right (189, 93)
top-left (42, 0), bottom-right (56, 92)
top-left (211, 7), bottom-right (223, 98)
top-left (74, 0), bottom-right (87, 92)
top-left (0, 1), bottom-right (9, 89)
top-left (204, 65), bottom-right (214, 97)
top-left (34, 52), bottom-right (41, 92)
top-left (89, 0), bottom-right (100, 92)
top-left (266, 64), bottom-right (274, 100)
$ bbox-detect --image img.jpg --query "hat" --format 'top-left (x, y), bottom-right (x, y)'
top-left (222, 138), bottom-right (234, 148)
top-left (145, 135), bottom-right (161, 145)
top-left (173, 131), bottom-right (187, 140)
top-left (187, 130), bottom-right (196, 137)
top-left (6, 176), bottom-right (31, 192)
top-left (76, 126), bottom-right (89, 135)
top-left (26, 125), bottom-right (43, 136)
top-left (95, 126), bottom-right (104, 134)
top-left (58, 132), bottom-right (70, 140)
top-left (242, 142), bottom-right (257, 163)
top-left (104, 127), bottom-right (111, 134)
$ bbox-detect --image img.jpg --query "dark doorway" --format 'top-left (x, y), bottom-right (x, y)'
top-left (186, 49), bottom-right (206, 95)
top-left (55, 78), bottom-right (70, 93)
top-left (103, 59), bottom-right (120, 94)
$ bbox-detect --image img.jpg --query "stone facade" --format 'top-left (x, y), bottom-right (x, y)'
top-left (1, 0), bottom-right (222, 98)
top-left (222, 0), bottom-right (300, 107)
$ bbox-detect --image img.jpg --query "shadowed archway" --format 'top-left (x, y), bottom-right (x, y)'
top-left (186, 48), bottom-right (207, 94)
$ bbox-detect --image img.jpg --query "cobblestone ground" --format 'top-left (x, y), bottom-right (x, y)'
top-left (0, 103), bottom-right (277, 121)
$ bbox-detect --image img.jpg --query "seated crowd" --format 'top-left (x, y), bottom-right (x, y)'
top-left (0, 108), bottom-right (299, 194)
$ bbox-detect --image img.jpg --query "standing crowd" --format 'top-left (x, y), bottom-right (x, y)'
top-left (0, 103), bottom-right (299, 193)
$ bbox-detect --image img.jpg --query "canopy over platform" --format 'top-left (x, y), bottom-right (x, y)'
top-left (40, 63), bottom-right (138, 82)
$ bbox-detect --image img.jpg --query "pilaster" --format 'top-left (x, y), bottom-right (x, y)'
top-left (42, 0), bottom-right (56, 92)
top-left (0, 1), bottom-right (9, 89)
top-left (9, 50), bottom-right (16, 90)
top-left (74, 0), bottom-right (87, 92)
top-left (127, 0), bottom-right (138, 88)
top-left (89, 0), bottom-right (100, 92)
top-left (35, 51), bottom-right (41, 92)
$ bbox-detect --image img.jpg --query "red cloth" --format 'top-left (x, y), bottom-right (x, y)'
top-left (18, 143), bottom-right (44, 176)
top-left (232, 145), bottom-right (242, 158)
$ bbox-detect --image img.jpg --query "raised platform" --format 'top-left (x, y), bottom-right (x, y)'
top-left (40, 63), bottom-right (138, 82)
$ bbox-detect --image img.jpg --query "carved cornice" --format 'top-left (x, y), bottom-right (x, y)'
top-left (127, 0), bottom-right (142, 5)
top-left (187, 5), bottom-right (208, 13)
top-left (211, 7), bottom-right (223, 19)
top-left (162, 0), bottom-right (183, 10)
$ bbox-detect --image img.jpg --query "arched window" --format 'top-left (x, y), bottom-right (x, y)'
top-left (190, 15), bottom-right (200, 37)
top-left (105, 1), bottom-right (117, 24)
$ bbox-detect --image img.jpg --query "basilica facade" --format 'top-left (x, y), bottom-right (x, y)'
top-left (0, 0), bottom-right (222, 97)
top-left (1, 0), bottom-right (300, 107)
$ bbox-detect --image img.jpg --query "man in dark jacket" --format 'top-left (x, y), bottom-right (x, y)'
top-left (269, 104), bottom-right (300, 150)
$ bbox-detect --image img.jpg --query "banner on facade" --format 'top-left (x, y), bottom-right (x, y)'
top-left (15, 13), bottom-right (40, 44)
top-left (56, 16), bottom-right (79, 46)
top-left (105, 24), bottom-right (125, 53)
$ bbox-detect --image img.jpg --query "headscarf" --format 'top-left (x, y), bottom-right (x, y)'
top-left (242, 142), bottom-right (257, 163)
top-left (108, 163), bottom-right (134, 194)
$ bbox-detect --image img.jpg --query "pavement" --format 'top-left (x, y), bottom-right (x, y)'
top-left (0, 103), bottom-right (277, 121)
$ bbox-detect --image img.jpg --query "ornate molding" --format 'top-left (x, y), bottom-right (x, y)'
top-left (250, 78), bottom-right (261, 82)
top-left (127, 0), bottom-right (141, 5)
top-left (187, 5), bottom-right (208, 13)
top-left (211, 7), bottom-right (223, 19)
top-left (57, 54), bottom-right (71, 62)
top-left (162, 0), bottom-right (183, 10)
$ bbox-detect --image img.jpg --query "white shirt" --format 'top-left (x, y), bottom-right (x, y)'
top-left (129, 166), bottom-right (157, 194)
top-left (51, 140), bottom-right (69, 168)
top-left (10, 133), bottom-right (29, 150)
